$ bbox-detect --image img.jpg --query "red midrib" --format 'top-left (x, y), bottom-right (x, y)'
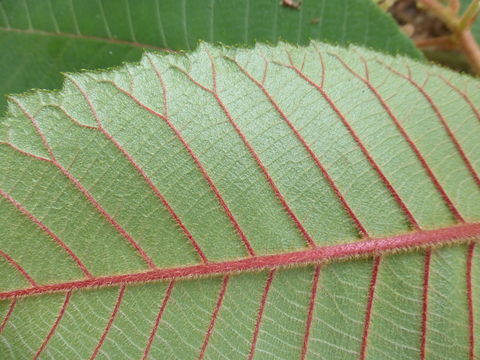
top-left (1, 222), bottom-right (479, 300)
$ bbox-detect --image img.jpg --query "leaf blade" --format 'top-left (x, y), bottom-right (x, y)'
top-left (1, 42), bottom-right (479, 359)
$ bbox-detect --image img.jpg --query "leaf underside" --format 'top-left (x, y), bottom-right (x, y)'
top-left (0, 0), bottom-right (422, 114)
top-left (0, 42), bottom-right (480, 359)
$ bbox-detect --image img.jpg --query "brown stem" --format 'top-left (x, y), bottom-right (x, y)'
top-left (418, 0), bottom-right (480, 75)
top-left (415, 35), bottom-right (457, 50)
top-left (459, 0), bottom-right (480, 29)
top-left (457, 30), bottom-right (480, 75)
top-left (449, 0), bottom-right (460, 13)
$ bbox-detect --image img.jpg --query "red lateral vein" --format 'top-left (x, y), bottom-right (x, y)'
top-left (420, 250), bottom-right (432, 360)
top-left (1, 222), bottom-right (479, 300)
top-left (0, 142), bottom-right (51, 162)
top-left (198, 276), bottom-right (230, 360)
top-left (33, 291), bottom-right (72, 360)
top-left (231, 59), bottom-right (368, 238)
top-left (467, 242), bottom-right (476, 360)
top-left (248, 270), bottom-right (275, 360)
top-left (345, 58), bottom-right (462, 222)
top-left (212, 89), bottom-right (316, 249)
top-left (382, 66), bottom-right (480, 189)
top-left (178, 57), bottom-right (316, 249)
top-left (301, 266), bottom-right (321, 360)
top-left (142, 281), bottom-right (175, 360)
top-left (53, 106), bottom-right (99, 130)
top-left (145, 55), bottom-right (169, 116)
top-left (289, 54), bottom-right (426, 357)
top-left (67, 78), bottom-right (208, 264)
top-left (360, 256), bottom-right (381, 360)
top-left (89, 285), bottom-right (126, 360)
top-left (107, 82), bottom-right (255, 257)
top-left (105, 131), bottom-right (208, 263)
top-left (55, 162), bottom-right (157, 269)
top-left (0, 189), bottom-right (92, 278)
top-left (439, 75), bottom-right (480, 123)
top-left (333, 54), bottom-right (465, 224)
top-left (0, 298), bottom-right (16, 333)
top-left (332, 57), bottom-right (469, 359)
top-left (0, 250), bottom-right (37, 287)
top-left (286, 55), bottom-right (421, 230)
top-left (236, 57), bottom-right (388, 358)
top-left (12, 99), bottom-right (157, 269)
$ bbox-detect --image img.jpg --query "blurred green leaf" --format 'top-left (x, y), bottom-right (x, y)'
top-left (0, 0), bottom-right (421, 113)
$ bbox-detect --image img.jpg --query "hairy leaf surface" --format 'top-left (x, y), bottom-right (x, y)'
top-left (0, 42), bottom-right (480, 359)
top-left (0, 0), bottom-right (422, 113)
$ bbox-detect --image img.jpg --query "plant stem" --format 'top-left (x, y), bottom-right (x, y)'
top-left (457, 30), bottom-right (480, 74)
top-left (448, 0), bottom-right (460, 13)
top-left (459, 0), bottom-right (480, 29)
top-left (418, 0), bottom-right (480, 75)
top-left (415, 35), bottom-right (456, 49)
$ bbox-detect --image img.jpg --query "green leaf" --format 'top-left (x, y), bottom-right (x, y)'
top-left (0, 0), bottom-right (422, 114)
top-left (1, 42), bottom-right (479, 359)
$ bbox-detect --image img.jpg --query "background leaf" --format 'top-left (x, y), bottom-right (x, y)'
top-left (0, 0), bottom-right (422, 113)
top-left (0, 42), bottom-right (479, 359)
